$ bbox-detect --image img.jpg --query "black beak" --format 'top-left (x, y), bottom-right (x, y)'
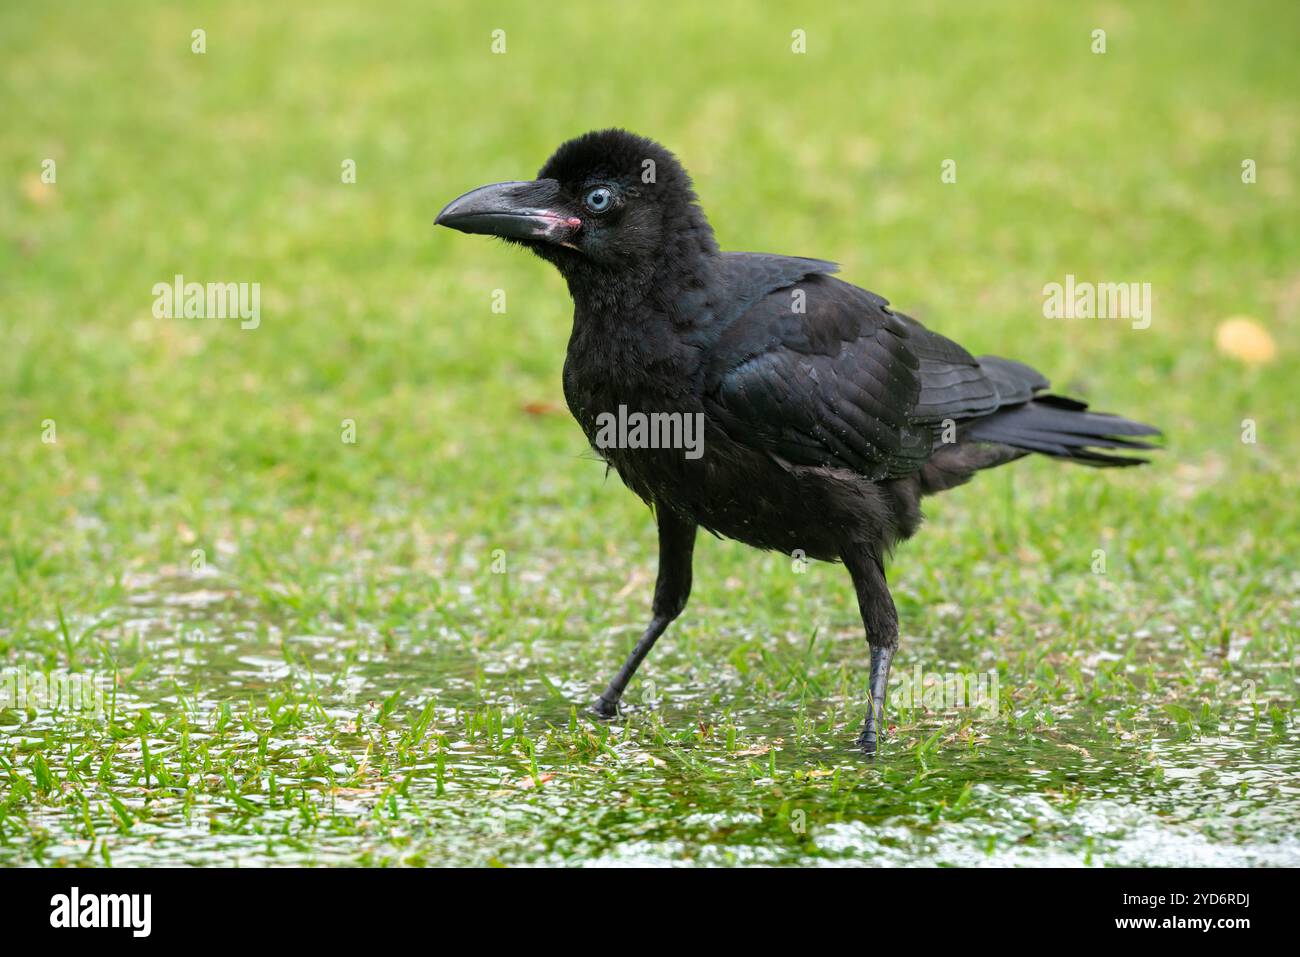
top-left (435, 179), bottom-right (580, 247)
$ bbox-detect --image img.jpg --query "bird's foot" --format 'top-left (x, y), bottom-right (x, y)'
top-left (856, 643), bottom-right (894, 756)
top-left (856, 727), bottom-right (880, 757)
top-left (589, 695), bottom-right (621, 720)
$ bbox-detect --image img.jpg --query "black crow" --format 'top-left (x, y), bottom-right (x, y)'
top-left (437, 129), bottom-right (1159, 754)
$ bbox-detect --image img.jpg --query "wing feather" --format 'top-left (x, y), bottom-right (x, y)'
top-left (701, 255), bottom-right (1048, 479)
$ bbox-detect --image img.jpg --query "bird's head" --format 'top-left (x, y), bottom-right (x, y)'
top-left (436, 129), bottom-right (717, 285)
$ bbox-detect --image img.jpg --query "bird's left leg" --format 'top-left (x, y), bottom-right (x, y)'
top-left (842, 547), bottom-right (898, 756)
top-left (590, 507), bottom-right (697, 719)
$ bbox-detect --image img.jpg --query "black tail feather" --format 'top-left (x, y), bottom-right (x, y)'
top-left (965, 395), bottom-right (1162, 467)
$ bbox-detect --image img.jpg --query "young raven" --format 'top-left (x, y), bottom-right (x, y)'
top-left (437, 129), bottom-right (1159, 754)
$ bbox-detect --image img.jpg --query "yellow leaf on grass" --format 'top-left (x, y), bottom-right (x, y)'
top-left (22, 174), bottom-right (55, 206)
top-left (1215, 317), bottom-right (1276, 365)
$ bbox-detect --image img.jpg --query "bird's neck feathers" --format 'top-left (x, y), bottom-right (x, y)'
top-left (555, 202), bottom-right (719, 327)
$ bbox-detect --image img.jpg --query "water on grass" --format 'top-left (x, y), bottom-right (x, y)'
top-left (1, 572), bottom-right (1297, 867)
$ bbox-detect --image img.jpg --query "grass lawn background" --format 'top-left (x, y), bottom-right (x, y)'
top-left (1, 0), bottom-right (1296, 865)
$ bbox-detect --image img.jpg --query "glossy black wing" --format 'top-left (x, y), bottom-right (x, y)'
top-left (701, 257), bottom-right (1047, 479)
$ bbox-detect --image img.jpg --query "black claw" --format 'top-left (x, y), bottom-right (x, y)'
top-left (589, 696), bottom-right (620, 720)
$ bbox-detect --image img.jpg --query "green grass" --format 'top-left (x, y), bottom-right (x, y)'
top-left (1, 0), bottom-right (1296, 866)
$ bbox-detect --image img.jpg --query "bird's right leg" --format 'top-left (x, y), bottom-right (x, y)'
top-left (842, 546), bottom-right (899, 756)
top-left (590, 507), bottom-right (697, 719)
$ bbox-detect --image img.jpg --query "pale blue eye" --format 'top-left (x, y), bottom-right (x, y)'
top-left (585, 187), bottom-right (613, 212)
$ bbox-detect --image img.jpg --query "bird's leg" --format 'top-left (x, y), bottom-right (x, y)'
top-left (590, 508), bottom-right (696, 719)
top-left (589, 615), bottom-right (672, 719)
top-left (864, 643), bottom-right (895, 755)
top-left (842, 547), bottom-right (899, 755)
